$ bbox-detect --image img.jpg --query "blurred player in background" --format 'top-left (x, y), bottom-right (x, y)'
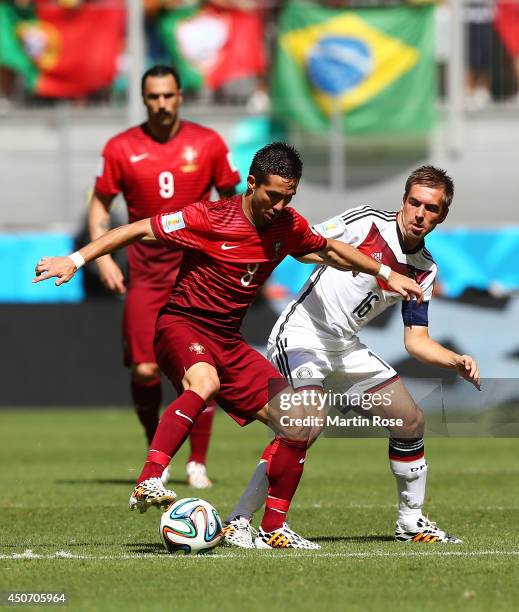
top-left (88, 64), bottom-right (240, 488)
top-left (35, 142), bottom-right (423, 550)
top-left (223, 166), bottom-right (480, 547)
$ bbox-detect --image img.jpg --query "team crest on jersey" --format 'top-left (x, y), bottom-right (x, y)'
top-left (296, 367), bottom-right (313, 379)
top-left (180, 146), bottom-right (198, 172)
top-left (189, 342), bottom-right (205, 355)
top-left (162, 211), bottom-right (185, 233)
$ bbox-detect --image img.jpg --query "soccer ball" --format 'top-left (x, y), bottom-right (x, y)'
top-left (159, 497), bottom-right (223, 554)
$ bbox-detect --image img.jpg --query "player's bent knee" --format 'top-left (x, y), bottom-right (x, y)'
top-left (415, 407), bottom-right (425, 431)
top-left (391, 405), bottom-right (425, 438)
top-left (195, 379), bottom-right (220, 401)
top-left (406, 406), bottom-right (425, 435)
top-left (261, 387), bottom-right (324, 441)
top-left (276, 421), bottom-right (318, 444)
top-left (182, 365), bottom-right (220, 401)
top-left (132, 362), bottom-right (160, 383)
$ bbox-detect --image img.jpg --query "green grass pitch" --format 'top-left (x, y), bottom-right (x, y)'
top-left (1, 408), bottom-right (518, 611)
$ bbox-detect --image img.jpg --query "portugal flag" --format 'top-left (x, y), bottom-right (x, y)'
top-left (0, 0), bottom-right (124, 98)
top-left (158, 5), bottom-right (266, 92)
top-left (272, 1), bottom-right (437, 135)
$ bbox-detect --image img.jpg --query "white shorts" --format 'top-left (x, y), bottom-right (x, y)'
top-left (267, 336), bottom-right (398, 396)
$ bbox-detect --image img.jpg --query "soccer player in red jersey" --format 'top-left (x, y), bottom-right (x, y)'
top-left (88, 65), bottom-right (240, 488)
top-left (34, 142), bottom-right (423, 549)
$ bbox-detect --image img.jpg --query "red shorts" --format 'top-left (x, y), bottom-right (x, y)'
top-left (123, 285), bottom-right (171, 366)
top-left (154, 314), bottom-right (289, 424)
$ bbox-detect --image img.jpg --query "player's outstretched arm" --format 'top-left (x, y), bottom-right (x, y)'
top-left (404, 325), bottom-right (481, 390)
top-left (301, 239), bottom-right (423, 302)
top-left (33, 218), bottom-right (156, 286)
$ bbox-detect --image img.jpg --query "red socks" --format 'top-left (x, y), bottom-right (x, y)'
top-left (132, 377), bottom-right (214, 465)
top-left (131, 377), bottom-right (162, 445)
top-left (260, 437), bottom-right (307, 532)
top-left (188, 403), bottom-right (216, 465)
top-left (137, 390), bottom-right (207, 483)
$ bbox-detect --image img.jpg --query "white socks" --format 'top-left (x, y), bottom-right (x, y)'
top-left (227, 442), bottom-right (429, 532)
top-left (390, 456), bottom-right (428, 530)
top-left (226, 460), bottom-right (268, 523)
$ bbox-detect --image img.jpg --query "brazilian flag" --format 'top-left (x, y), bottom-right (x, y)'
top-left (272, 2), bottom-right (437, 134)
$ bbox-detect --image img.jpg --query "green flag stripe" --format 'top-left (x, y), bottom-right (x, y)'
top-left (0, 3), bottom-right (40, 92)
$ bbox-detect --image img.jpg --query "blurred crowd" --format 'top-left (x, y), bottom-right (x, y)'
top-left (1, 0), bottom-right (519, 112)
top-left (436, 0), bottom-right (519, 109)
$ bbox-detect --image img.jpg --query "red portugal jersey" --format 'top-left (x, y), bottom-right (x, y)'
top-left (94, 120), bottom-right (240, 286)
top-left (150, 195), bottom-right (327, 335)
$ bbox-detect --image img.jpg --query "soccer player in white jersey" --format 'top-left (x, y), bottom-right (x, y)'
top-left (223, 165), bottom-right (480, 548)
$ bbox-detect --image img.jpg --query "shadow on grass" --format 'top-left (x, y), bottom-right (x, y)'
top-left (312, 535), bottom-right (393, 543)
top-left (1, 542), bottom-right (118, 548)
top-left (124, 536), bottom-right (394, 553)
top-left (126, 542), bottom-right (165, 554)
top-left (55, 478), bottom-right (190, 486)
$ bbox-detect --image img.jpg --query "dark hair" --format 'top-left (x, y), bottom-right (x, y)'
top-left (141, 65), bottom-right (181, 95)
top-left (404, 165), bottom-right (454, 208)
top-left (249, 142), bottom-right (303, 185)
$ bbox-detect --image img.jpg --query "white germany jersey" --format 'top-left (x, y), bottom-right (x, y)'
top-left (269, 206), bottom-right (438, 352)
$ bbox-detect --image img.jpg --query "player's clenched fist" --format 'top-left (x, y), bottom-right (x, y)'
top-left (33, 256), bottom-right (77, 286)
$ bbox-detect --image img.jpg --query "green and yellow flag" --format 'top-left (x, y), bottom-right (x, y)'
top-left (272, 2), bottom-right (437, 134)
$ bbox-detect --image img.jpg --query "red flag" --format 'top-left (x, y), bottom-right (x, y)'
top-left (17, 0), bottom-right (125, 98)
top-left (202, 7), bottom-right (266, 91)
top-left (160, 6), bottom-right (266, 92)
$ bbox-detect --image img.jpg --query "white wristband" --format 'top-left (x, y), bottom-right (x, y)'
top-left (376, 263), bottom-right (391, 281)
top-left (68, 251), bottom-right (85, 270)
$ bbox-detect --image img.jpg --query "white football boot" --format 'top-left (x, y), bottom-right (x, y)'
top-left (129, 477), bottom-right (176, 513)
top-left (395, 516), bottom-right (463, 543)
top-left (221, 516), bottom-right (257, 549)
top-left (255, 523), bottom-right (320, 550)
top-left (186, 461), bottom-right (213, 489)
